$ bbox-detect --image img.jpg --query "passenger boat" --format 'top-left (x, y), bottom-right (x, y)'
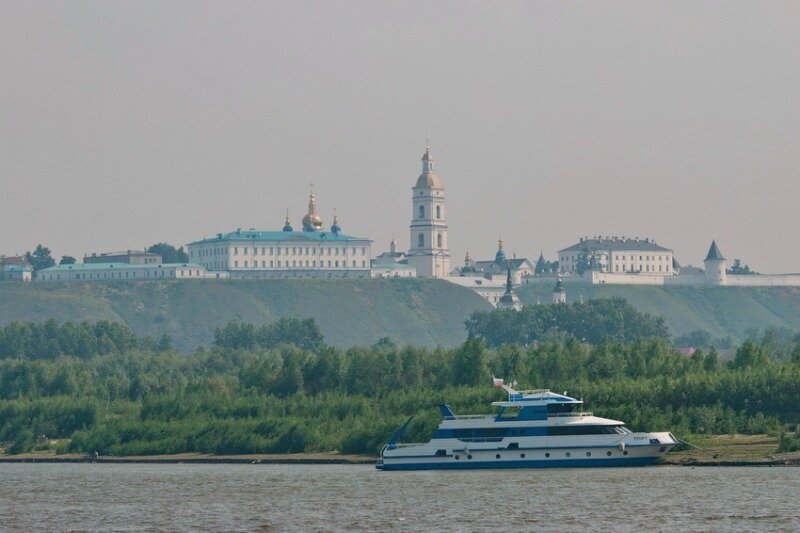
top-left (376, 379), bottom-right (677, 470)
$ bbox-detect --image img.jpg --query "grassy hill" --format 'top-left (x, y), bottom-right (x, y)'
top-left (0, 279), bottom-right (492, 350)
top-left (3, 280), bottom-right (800, 350)
top-left (517, 283), bottom-right (800, 342)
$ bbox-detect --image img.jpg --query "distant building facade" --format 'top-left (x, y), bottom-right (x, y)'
top-left (84, 250), bottom-right (162, 265)
top-left (1, 265), bottom-right (33, 282)
top-left (443, 275), bottom-right (508, 306)
top-left (558, 236), bottom-right (674, 277)
top-left (187, 191), bottom-right (372, 279)
top-left (0, 255), bottom-right (33, 282)
top-left (407, 146), bottom-right (451, 278)
top-left (39, 262), bottom-right (207, 281)
top-left (552, 237), bottom-right (800, 287)
top-left (371, 239), bottom-right (416, 278)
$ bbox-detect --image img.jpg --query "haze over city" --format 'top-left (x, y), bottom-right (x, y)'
top-left (2, 2), bottom-right (799, 272)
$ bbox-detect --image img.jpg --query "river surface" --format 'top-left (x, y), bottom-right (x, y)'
top-left (0, 464), bottom-right (798, 532)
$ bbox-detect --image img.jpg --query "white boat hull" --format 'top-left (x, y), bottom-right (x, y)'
top-left (377, 432), bottom-right (677, 471)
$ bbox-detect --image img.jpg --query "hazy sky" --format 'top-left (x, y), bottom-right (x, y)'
top-left (2, 1), bottom-right (799, 272)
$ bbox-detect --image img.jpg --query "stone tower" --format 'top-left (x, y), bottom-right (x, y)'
top-left (407, 146), bottom-right (451, 278)
top-left (704, 240), bottom-right (727, 286)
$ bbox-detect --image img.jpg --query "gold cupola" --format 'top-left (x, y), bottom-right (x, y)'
top-left (301, 185), bottom-right (324, 232)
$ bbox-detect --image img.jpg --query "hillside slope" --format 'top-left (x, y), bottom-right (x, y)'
top-left (4, 280), bottom-right (799, 350)
top-left (517, 284), bottom-right (800, 341)
top-left (0, 279), bottom-right (492, 350)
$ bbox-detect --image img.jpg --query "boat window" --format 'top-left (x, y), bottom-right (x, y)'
top-left (452, 428), bottom-right (509, 440)
top-left (548, 425), bottom-right (623, 436)
top-left (547, 403), bottom-right (577, 414)
top-left (435, 450), bottom-right (446, 457)
top-left (497, 407), bottom-right (521, 419)
top-left (507, 443), bottom-right (519, 450)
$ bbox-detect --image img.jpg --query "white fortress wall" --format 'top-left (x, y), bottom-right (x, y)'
top-left (665, 274), bottom-right (708, 286)
top-left (725, 274), bottom-right (800, 287)
top-left (590, 272), bottom-right (666, 285)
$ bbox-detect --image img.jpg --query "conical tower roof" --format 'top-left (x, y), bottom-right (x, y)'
top-left (705, 240), bottom-right (725, 261)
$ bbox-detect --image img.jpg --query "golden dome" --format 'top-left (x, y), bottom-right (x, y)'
top-left (414, 146), bottom-right (442, 189)
top-left (302, 190), bottom-right (324, 231)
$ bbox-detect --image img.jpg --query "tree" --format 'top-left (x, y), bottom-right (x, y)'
top-left (674, 330), bottom-right (712, 348)
top-left (146, 243), bottom-right (188, 264)
top-left (59, 256), bottom-right (76, 265)
top-left (730, 341), bottom-right (771, 369)
top-left (727, 259), bottom-right (758, 275)
top-left (466, 297), bottom-right (669, 347)
top-left (257, 318), bottom-right (324, 351)
top-left (26, 245), bottom-right (55, 273)
top-left (450, 338), bottom-right (487, 386)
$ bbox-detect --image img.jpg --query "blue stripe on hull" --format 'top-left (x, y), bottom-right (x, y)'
top-left (376, 456), bottom-right (658, 470)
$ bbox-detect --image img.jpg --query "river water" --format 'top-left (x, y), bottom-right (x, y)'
top-left (1, 464), bottom-right (798, 532)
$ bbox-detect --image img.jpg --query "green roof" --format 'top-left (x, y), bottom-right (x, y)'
top-left (41, 262), bottom-right (204, 272)
top-left (188, 229), bottom-right (371, 246)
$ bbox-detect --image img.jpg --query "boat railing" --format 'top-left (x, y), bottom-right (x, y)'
top-left (549, 412), bottom-right (594, 418)
top-left (450, 414), bottom-right (491, 420)
top-left (514, 388), bottom-right (551, 395)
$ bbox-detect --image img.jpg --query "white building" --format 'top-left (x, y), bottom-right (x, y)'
top-left (371, 238), bottom-right (417, 278)
top-left (558, 237), bottom-right (674, 277)
top-left (443, 275), bottom-right (508, 306)
top-left (407, 146), bottom-right (451, 278)
top-left (187, 191), bottom-right (372, 279)
top-left (39, 262), bottom-right (208, 281)
top-left (1, 264), bottom-right (32, 282)
top-left (559, 238), bottom-right (800, 287)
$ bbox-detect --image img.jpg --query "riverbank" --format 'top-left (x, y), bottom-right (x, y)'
top-left (0, 450), bottom-right (374, 465)
top-left (664, 434), bottom-right (800, 466)
top-left (3, 434), bottom-right (799, 466)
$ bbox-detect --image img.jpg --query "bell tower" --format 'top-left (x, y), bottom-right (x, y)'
top-left (407, 145), bottom-right (451, 278)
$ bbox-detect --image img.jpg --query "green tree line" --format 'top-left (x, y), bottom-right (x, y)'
top-left (465, 297), bottom-right (669, 346)
top-left (1, 316), bottom-right (799, 456)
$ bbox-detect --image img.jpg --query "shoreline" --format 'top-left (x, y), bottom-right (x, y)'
top-left (3, 435), bottom-right (798, 467)
top-left (0, 452), bottom-right (375, 465)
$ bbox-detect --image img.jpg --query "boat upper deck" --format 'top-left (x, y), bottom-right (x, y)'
top-left (491, 386), bottom-right (583, 408)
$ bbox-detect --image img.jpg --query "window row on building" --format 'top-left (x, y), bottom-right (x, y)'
top-left (192, 245), bottom-right (368, 258)
top-left (38, 263), bottom-right (207, 282)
